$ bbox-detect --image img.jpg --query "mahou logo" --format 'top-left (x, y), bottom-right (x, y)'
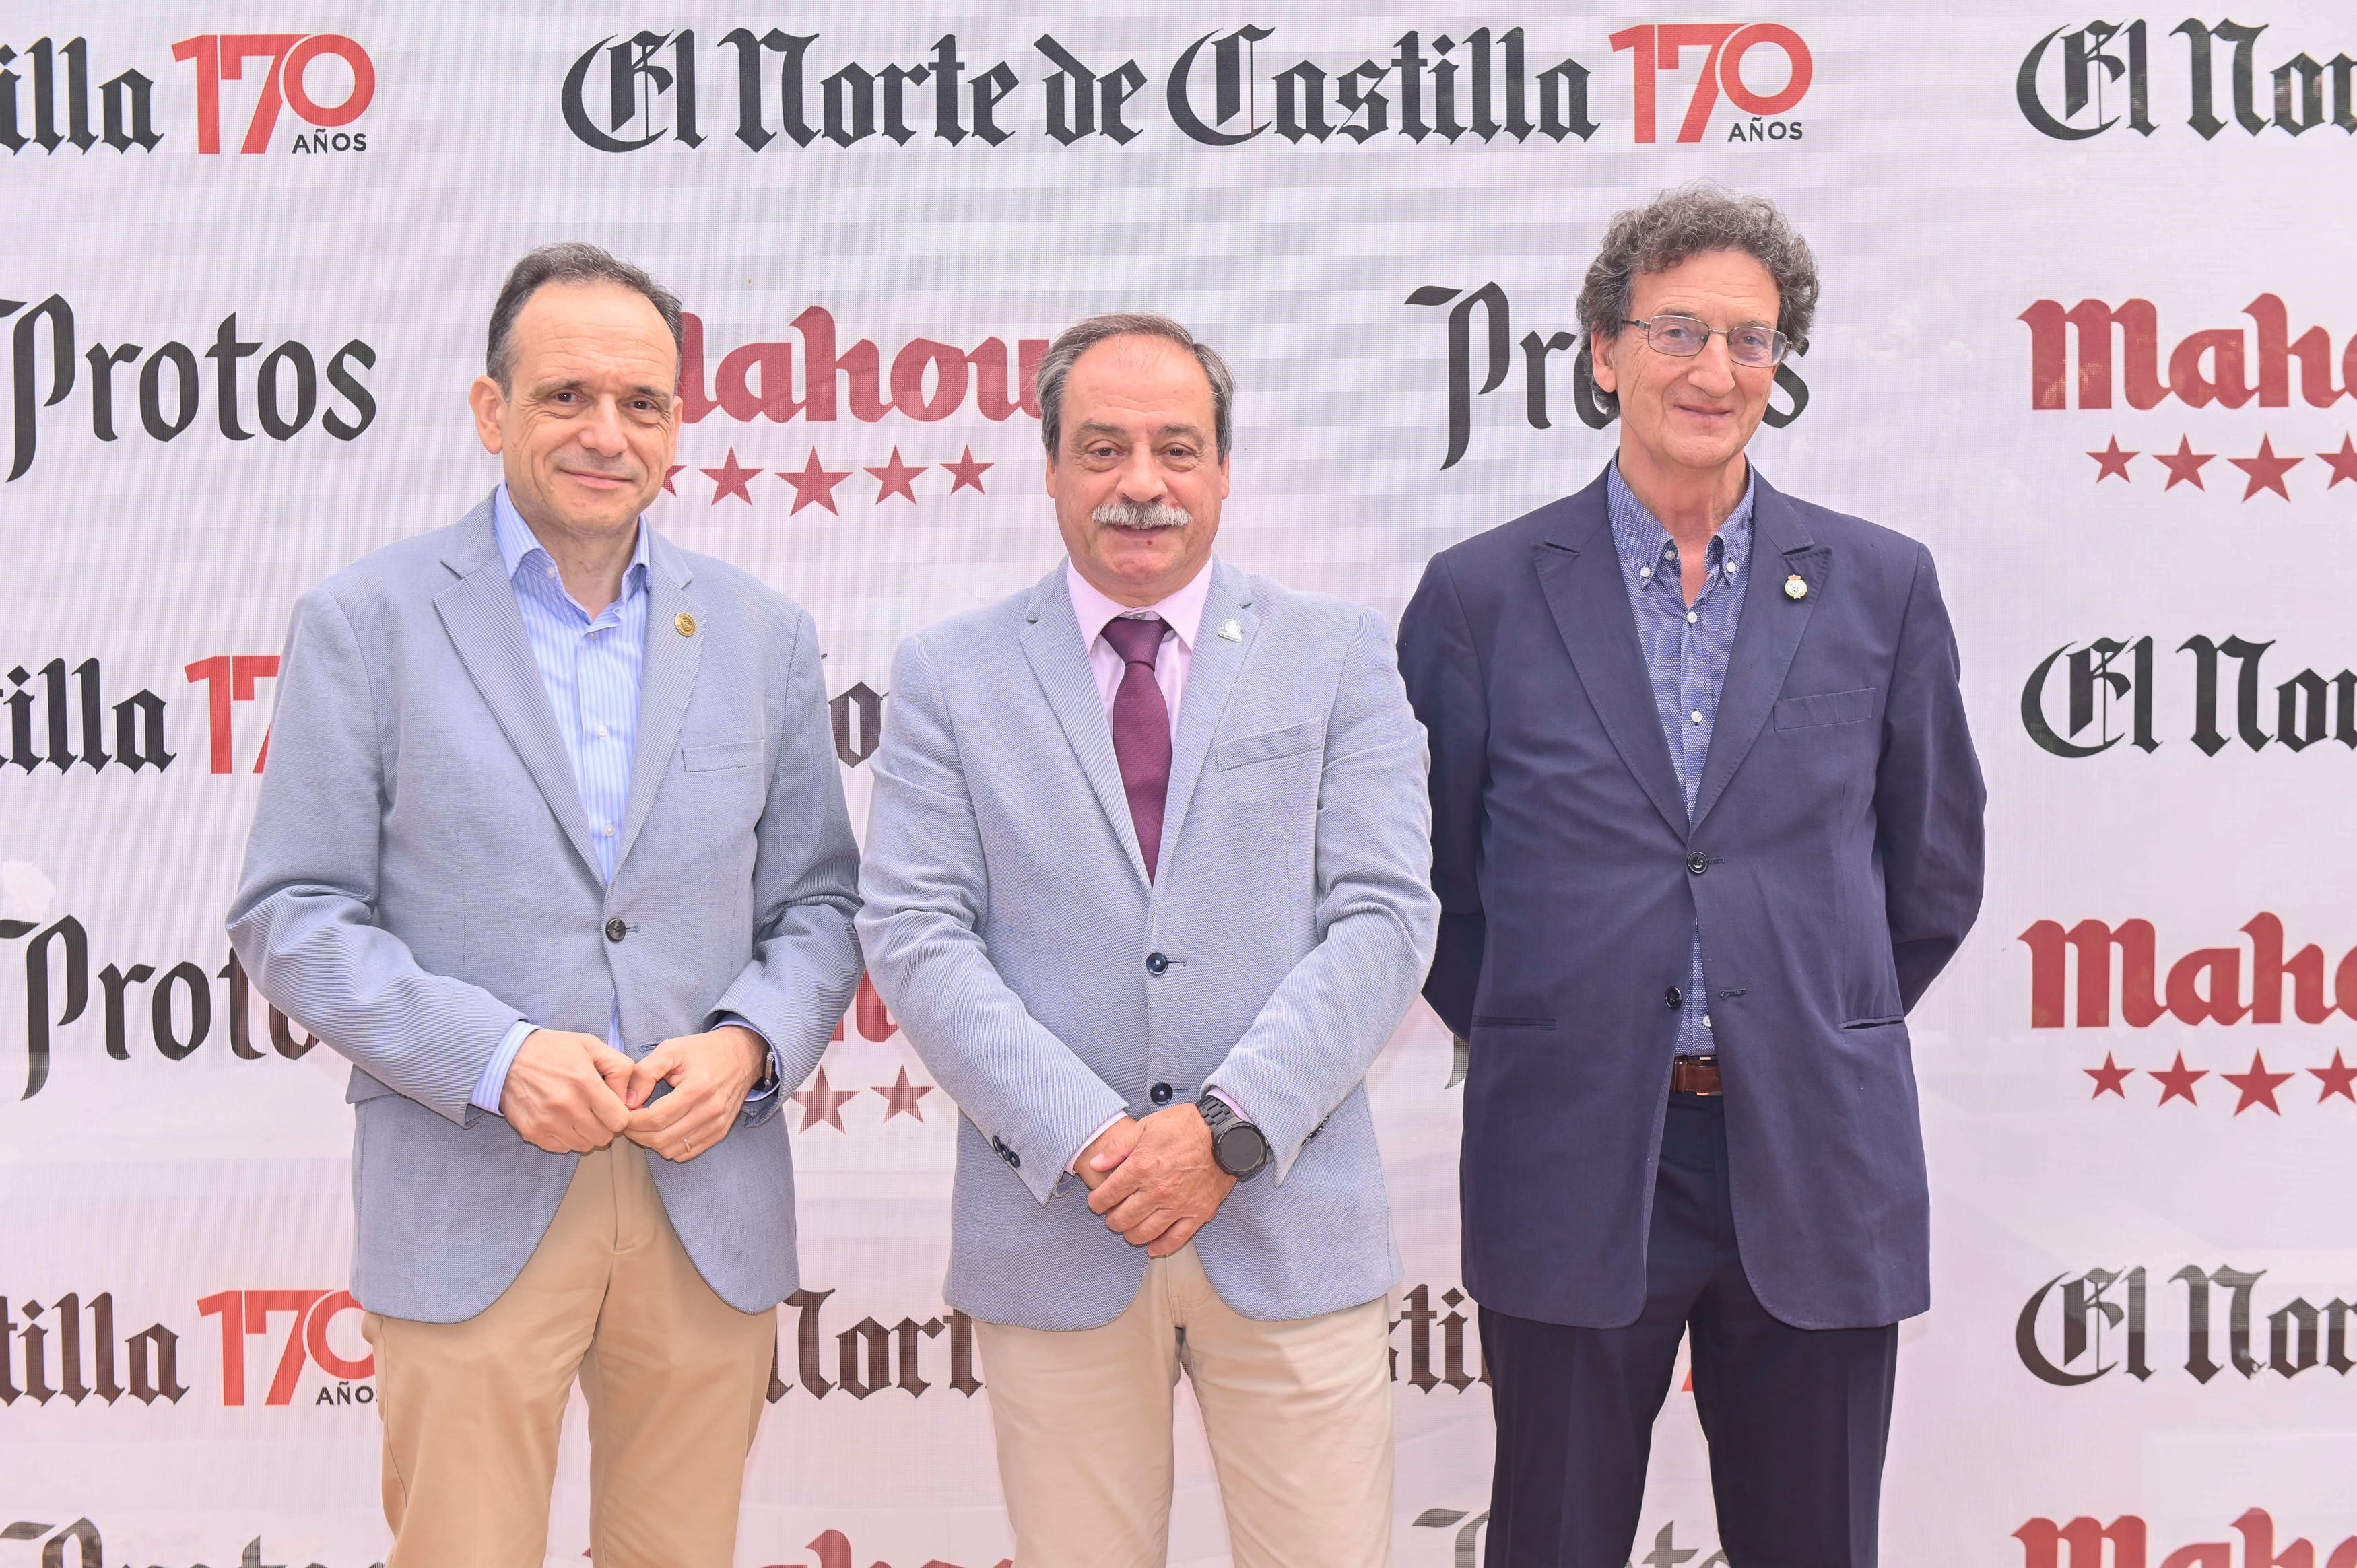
top-left (0, 32), bottom-right (376, 157)
top-left (2019, 292), bottom-right (2357, 500)
top-left (2014, 1509), bottom-right (2357, 1568)
top-left (2018, 18), bottom-right (2357, 140)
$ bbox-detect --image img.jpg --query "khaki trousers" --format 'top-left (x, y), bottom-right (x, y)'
top-left (974, 1243), bottom-right (1393, 1568)
top-left (360, 1140), bottom-right (775, 1568)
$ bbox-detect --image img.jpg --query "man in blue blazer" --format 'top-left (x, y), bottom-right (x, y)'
top-left (1399, 186), bottom-right (1985, 1566)
top-left (229, 245), bottom-right (862, 1565)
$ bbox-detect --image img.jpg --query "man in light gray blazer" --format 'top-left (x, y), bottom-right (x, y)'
top-left (858, 312), bottom-right (1440, 1567)
top-left (228, 244), bottom-right (861, 1567)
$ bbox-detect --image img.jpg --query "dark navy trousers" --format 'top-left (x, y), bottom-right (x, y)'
top-left (1480, 1094), bottom-right (1899, 1567)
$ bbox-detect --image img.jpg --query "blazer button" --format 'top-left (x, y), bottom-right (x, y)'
top-left (1666, 986), bottom-right (1682, 1009)
top-left (604, 918), bottom-right (628, 942)
top-left (1004, 1146), bottom-right (1021, 1169)
top-left (1145, 951), bottom-right (1170, 976)
top-left (1687, 852), bottom-right (1709, 876)
top-left (1150, 1081), bottom-right (1173, 1105)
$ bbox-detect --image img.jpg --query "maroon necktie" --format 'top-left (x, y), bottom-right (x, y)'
top-left (1100, 615), bottom-right (1172, 879)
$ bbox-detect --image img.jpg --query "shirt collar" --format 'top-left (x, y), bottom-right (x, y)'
top-left (1605, 461), bottom-right (1754, 588)
top-left (1065, 554), bottom-right (1216, 654)
top-left (492, 483), bottom-right (651, 596)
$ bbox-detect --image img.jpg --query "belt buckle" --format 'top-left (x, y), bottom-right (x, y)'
top-left (1673, 1054), bottom-right (1722, 1097)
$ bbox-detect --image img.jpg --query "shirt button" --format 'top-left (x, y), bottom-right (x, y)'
top-left (1145, 951), bottom-right (1170, 976)
top-left (1704, 1014), bottom-right (1715, 1029)
top-left (1688, 852), bottom-right (1709, 876)
top-left (1686, 611), bottom-right (1699, 625)
top-left (605, 918), bottom-right (628, 943)
top-left (595, 724), bottom-right (609, 738)
top-left (1638, 566), bottom-right (1652, 580)
top-left (1690, 709), bottom-right (1704, 724)
top-left (600, 824), bottom-right (616, 837)
top-left (1727, 561), bottom-right (1739, 574)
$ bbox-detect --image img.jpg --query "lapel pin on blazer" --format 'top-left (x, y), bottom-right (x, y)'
top-left (1783, 574), bottom-right (1809, 601)
top-left (1218, 617), bottom-right (1243, 642)
top-left (675, 611), bottom-right (698, 636)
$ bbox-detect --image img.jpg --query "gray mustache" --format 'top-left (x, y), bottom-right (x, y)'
top-left (1093, 500), bottom-right (1193, 531)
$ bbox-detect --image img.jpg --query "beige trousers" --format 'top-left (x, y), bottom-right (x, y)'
top-left (974, 1242), bottom-right (1393, 1568)
top-left (360, 1140), bottom-right (775, 1568)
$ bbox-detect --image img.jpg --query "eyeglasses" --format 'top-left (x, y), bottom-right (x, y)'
top-left (1620, 314), bottom-right (1790, 368)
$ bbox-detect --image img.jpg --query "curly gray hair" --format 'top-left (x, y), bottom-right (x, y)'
top-left (1576, 183), bottom-right (1818, 409)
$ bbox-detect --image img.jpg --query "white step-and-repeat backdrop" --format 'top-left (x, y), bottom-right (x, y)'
top-left (5, 4), bottom-right (2354, 1564)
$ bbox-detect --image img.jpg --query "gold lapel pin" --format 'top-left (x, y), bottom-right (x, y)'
top-left (675, 611), bottom-right (698, 636)
top-left (1218, 618), bottom-right (1243, 642)
top-left (1783, 575), bottom-right (1809, 601)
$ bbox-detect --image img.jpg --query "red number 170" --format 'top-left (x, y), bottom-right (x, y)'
top-left (170, 34), bottom-right (375, 154)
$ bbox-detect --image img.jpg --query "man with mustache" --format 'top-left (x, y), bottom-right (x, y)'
top-left (228, 243), bottom-right (862, 1565)
top-left (1398, 186), bottom-right (1985, 1565)
top-left (859, 312), bottom-right (1439, 1567)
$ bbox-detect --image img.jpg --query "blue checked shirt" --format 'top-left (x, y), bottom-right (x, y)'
top-left (1605, 462), bottom-right (1755, 1060)
top-left (468, 487), bottom-right (773, 1114)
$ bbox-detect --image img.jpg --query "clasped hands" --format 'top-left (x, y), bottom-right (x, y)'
top-left (1080, 1105), bottom-right (1238, 1258)
top-left (497, 1024), bottom-right (766, 1161)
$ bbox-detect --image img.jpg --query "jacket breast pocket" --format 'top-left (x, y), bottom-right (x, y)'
top-left (682, 739), bottom-right (763, 772)
top-left (1215, 716), bottom-right (1326, 771)
top-left (1772, 687), bottom-right (1881, 731)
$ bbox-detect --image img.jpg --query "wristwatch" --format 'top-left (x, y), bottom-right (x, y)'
top-left (1198, 1093), bottom-right (1270, 1180)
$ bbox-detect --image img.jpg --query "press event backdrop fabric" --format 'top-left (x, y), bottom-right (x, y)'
top-left (4, 4), bottom-right (2354, 1565)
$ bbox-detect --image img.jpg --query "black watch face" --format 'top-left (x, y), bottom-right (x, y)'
top-left (1218, 1122), bottom-right (1270, 1177)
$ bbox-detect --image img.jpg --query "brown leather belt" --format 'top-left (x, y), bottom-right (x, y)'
top-left (1670, 1055), bottom-right (1723, 1096)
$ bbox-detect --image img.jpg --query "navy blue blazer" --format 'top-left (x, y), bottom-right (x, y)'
top-left (1399, 467), bottom-right (1985, 1331)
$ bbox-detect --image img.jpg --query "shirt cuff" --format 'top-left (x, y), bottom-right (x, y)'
top-left (715, 1013), bottom-right (781, 1101)
top-left (471, 1020), bottom-right (536, 1116)
top-left (1068, 1110), bottom-right (1129, 1175)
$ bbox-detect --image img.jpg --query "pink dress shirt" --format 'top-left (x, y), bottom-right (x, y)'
top-left (1061, 557), bottom-right (1247, 1173)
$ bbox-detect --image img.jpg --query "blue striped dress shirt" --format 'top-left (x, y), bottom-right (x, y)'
top-left (467, 487), bottom-right (772, 1114)
top-left (1605, 461), bottom-right (1756, 1060)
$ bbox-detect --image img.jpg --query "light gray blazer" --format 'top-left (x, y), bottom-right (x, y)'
top-left (228, 495), bottom-right (862, 1322)
top-left (857, 558), bottom-right (1439, 1331)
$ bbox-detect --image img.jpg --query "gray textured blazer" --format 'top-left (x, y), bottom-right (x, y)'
top-left (228, 495), bottom-right (862, 1322)
top-left (857, 558), bottom-right (1440, 1332)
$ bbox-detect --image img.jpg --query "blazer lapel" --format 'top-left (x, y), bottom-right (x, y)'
top-left (432, 500), bottom-right (603, 883)
top-left (1019, 563), bottom-right (1150, 886)
top-left (1158, 559), bottom-right (1255, 870)
top-left (614, 529), bottom-right (703, 873)
top-left (1531, 475), bottom-right (1690, 839)
top-left (1690, 474), bottom-right (1832, 831)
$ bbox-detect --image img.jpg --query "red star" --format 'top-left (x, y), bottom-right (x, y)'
top-left (2222, 1050), bottom-right (2294, 1116)
top-left (2086, 436), bottom-right (2137, 482)
top-left (662, 463), bottom-right (685, 496)
top-left (943, 445), bottom-right (993, 494)
top-left (789, 1066), bottom-right (858, 1133)
top-left (701, 448), bottom-right (761, 505)
top-left (2084, 1052), bottom-right (2135, 1099)
top-left (2316, 434), bottom-right (2357, 489)
top-left (2152, 1052), bottom-right (2207, 1106)
top-left (2228, 434), bottom-right (2301, 500)
top-left (865, 447), bottom-right (925, 504)
top-left (872, 1065), bottom-right (935, 1122)
top-left (2309, 1048), bottom-right (2357, 1103)
top-left (2154, 436), bottom-right (2215, 491)
top-left (779, 449), bottom-right (853, 515)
